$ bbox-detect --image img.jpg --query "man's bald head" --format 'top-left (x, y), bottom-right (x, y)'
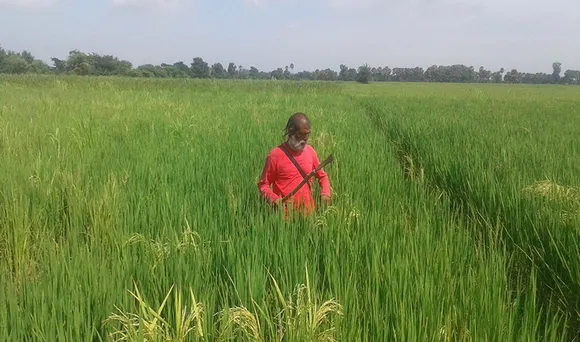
top-left (284, 112), bottom-right (311, 137)
top-left (284, 112), bottom-right (311, 151)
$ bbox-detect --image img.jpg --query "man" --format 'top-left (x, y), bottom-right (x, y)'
top-left (257, 112), bottom-right (331, 217)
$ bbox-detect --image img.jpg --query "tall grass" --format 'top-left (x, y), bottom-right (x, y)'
top-left (358, 82), bottom-right (580, 338)
top-left (0, 75), bottom-right (572, 340)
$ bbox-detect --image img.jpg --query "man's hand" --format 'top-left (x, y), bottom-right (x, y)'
top-left (321, 195), bottom-right (331, 207)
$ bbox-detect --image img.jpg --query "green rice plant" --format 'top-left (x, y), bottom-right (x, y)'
top-left (357, 84), bottom-right (580, 338)
top-left (267, 264), bottom-right (343, 342)
top-left (0, 75), bottom-right (574, 341)
top-left (102, 282), bottom-right (204, 342)
top-left (218, 264), bottom-right (343, 342)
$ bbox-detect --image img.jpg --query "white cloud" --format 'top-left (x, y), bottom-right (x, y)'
top-left (245, 0), bottom-right (267, 5)
top-left (444, 0), bottom-right (575, 16)
top-left (244, 0), bottom-right (293, 7)
top-left (0, 0), bottom-right (57, 7)
top-left (111, 0), bottom-right (194, 11)
top-left (326, 0), bottom-right (380, 10)
top-left (244, 0), bottom-right (379, 9)
top-left (245, 0), bottom-right (579, 19)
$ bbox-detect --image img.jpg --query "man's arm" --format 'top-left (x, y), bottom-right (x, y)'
top-left (257, 155), bottom-right (280, 204)
top-left (312, 150), bottom-right (331, 198)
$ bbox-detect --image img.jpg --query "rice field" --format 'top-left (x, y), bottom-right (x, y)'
top-left (1, 75), bottom-right (579, 341)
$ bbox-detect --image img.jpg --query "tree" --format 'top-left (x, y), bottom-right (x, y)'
top-left (270, 68), bottom-right (283, 80)
top-left (296, 70), bottom-right (313, 80)
top-left (2, 55), bottom-right (29, 74)
top-left (249, 66), bottom-right (259, 79)
top-left (563, 69), bottom-right (580, 85)
top-left (29, 60), bottom-right (49, 74)
top-left (173, 62), bottom-right (191, 77)
top-left (552, 62), bottom-right (562, 84)
top-left (318, 68), bottom-right (338, 81)
top-left (135, 64), bottom-right (168, 78)
top-left (191, 57), bottom-right (210, 78)
top-left (211, 63), bottom-right (226, 79)
top-left (159, 62), bottom-right (192, 78)
top-left (478, 66), bottom-right (491, 83)
top-left (227, 62), bottom-right (237, 78)
top-left (51, 58), bottom-right (66, 74)
top-left (504, 69), bottom-right (521, 83)
top-left (0, 45), bottom-right (6, 65)
top-left (20, 50), bottom-right (34, 64)
top-left (338, 64), bottom-right (347, 81)
top-left (357, 64), bottom-right (371, 84)
top-left (66, 50), bottom-right (93, 75)
top-left (2, 43), bottom-right (580, 87)
top-left (89, 53), bottom-right (132, 76)
top-left (424, 65), bottom-right (439, 82)
top-left (381, 66), bottom-right (391, 81)
top-left (491, 68), bottom-right (505, 83)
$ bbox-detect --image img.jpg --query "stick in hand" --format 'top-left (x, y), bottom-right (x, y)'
top-left (282, 154), bottom-right (334, 203)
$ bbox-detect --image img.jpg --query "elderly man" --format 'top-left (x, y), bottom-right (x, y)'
top-left (258, 112), bottom-right (331, 216)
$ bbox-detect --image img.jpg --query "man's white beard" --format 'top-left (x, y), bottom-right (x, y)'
top-left (288, 135), bottom-right (307, 151)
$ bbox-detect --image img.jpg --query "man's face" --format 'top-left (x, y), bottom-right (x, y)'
top-left (288, 119), bottom-right (310, 151)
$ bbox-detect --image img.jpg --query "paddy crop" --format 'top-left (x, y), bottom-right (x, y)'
top-left (0, 75), bottom-right (577, 341)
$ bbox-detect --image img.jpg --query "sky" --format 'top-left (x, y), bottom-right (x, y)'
top-left (1, 0), bottom-right (579, 73)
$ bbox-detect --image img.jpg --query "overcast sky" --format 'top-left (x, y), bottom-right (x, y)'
top-left (1, 0), bottom-right (578, 73)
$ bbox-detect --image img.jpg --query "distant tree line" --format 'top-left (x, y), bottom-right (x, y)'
top-left (1, 44), bottom-right (579, 85)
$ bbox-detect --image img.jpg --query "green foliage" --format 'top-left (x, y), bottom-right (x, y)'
top-left (553, 62), bottom-right (562, 83)
top-left (356, 64), bottom-right (371, 84)
top-left (1, 43), bottom-right (579, 85)
top-left (1, 55), bottom-right (29, 74)
top-left (0, 76), bottom-right (577, 341)
top-left (357, 81), bottom-right (580, 337)
top-left (191, 57), bottom-right (210, 78)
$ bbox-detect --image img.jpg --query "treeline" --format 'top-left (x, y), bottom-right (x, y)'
top-left (1, 45), bottom-right (579, 85)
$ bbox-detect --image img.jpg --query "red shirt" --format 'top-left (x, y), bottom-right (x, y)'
top-left (258, 143), bottom-right (331, 214)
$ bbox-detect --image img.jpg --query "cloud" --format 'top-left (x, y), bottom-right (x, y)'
top-left (244, 0), bottom-right (379, 9)
top-left (444, 0), bottom-right (574, 15)
top-left (326, 0), bottom-right (380, 10)
top-left (245, 0), bottom-right (267, 6)
top-left (0, 0), bottom-right (57, 7)
top-left (244, 0), bottom-right (579, 20)
top-left (244, 0), bottom-right (292, 7)
top-left (111, 0), bottom-right (194, 11)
